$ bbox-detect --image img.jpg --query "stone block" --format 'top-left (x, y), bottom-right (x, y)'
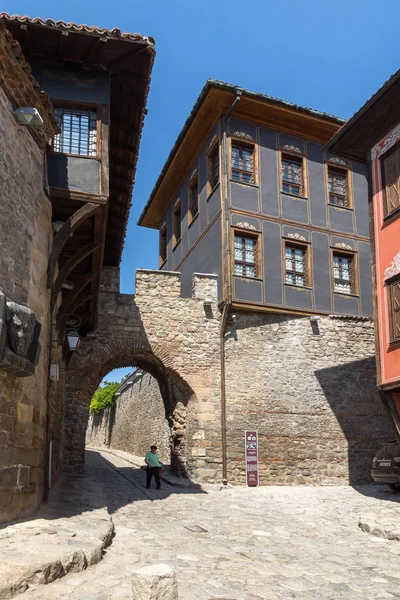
top-left (131, 564), bottom-right (178, 600)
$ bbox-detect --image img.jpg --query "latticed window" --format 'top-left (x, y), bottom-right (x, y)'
top-left (333, 252), bottom-right (355, 294)
top-left (53, 108), bottom-right (97, 156)
top-left (159, 225), bottom-right (167, 264)
top-left (231, 142), bottom-right (255, 184)
top-left (281, 154), bottom-right (304, 196)
top-left (234, 234), bottom-right (257, 278)
top-left (189, 175), bottom-right (199, 222)
top-left (173, 202), bottom-right (181, 245)
top-left (285, 245), bottom-right (308, 286)
top-left (208, 144), bottom-right (219, 190)
top-left (388, 277), bottom-right (400, 342)
top-left (328, 166), bottom-right (349, 207)
top-left (382, 144), bottom-right (400, 216)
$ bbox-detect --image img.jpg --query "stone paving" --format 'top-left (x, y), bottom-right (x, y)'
top-left (11, 449), bottom-right (400, 600)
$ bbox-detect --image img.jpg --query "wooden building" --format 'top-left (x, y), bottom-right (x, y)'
top-left (139, 80), bottom-right (373, 318)
top-left (327, 70), bottom-right (400, 437)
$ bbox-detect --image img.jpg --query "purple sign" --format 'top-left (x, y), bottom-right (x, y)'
top-left (245, 430), bottom-right (259, 486)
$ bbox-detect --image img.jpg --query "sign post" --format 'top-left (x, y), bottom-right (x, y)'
top-left (245, 430), bottom-right (259, 486)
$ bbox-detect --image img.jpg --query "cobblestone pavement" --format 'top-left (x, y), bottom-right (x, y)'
top-left (15, 449), bottom-right (400, 600)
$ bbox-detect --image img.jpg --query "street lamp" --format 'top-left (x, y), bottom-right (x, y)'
top-left (66, 329), bottom-right (80, 351)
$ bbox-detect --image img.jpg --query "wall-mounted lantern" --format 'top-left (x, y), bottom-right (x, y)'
top-left (12, 107), bottom-right (44, 126)
top-left (66, 329), bottom-right (80, 351)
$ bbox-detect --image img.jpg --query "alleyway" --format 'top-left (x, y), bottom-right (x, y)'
top-left (15, 449), bottom-right (400, 600)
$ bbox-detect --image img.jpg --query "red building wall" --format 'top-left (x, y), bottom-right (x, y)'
top-left (371, 125), bottom-right (400, 388)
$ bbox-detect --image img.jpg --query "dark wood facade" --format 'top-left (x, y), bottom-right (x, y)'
top-left (1, 13), bottom-right (155, 338)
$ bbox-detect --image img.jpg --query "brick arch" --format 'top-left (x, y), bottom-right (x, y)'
top-left (64, 337), bottom-right (196, 475)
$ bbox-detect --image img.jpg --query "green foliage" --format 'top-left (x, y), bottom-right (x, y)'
top-left (89, 380), bottom-right (119, 414)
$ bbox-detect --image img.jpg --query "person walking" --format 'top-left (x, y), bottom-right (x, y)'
top-left (145, 444), bottom-right (163, 490)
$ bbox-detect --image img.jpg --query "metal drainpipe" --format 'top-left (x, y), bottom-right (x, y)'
top-left (220, 90), bottom-right (242, 485)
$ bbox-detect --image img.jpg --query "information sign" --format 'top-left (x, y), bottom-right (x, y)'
top-left (245, 430), bottom-right (259, 486)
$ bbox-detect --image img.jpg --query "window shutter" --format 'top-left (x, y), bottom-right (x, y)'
top-left (390, 279), bottom-right (400, 341)
top-left (383, 147), bottom-right (400, 215)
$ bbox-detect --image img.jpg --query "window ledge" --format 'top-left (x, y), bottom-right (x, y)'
top-left (329, 203), bottom-right (353, 212)
top-left (333, 291), bottom-right (359, 298)
top-left (230, 179), bottom-right (259, 189)
top-left (172, 239), bottom-right (181, 251)
top-left (383, 204), bottom-right (400, 223)
top-left (207, 182), bottom-right (220, 200)
top-left (284, 283), bottom-right (312, 291)
top-left (388, 339), bottom-right (400, 351)
top-left (48, 151), bottom-right (100, 161)
top-left (280, 190), bottom-right (308, 200)
top-left (188, 213), bottom-right (199, 228)
top-left (233, 275), bottom-right (263, 282)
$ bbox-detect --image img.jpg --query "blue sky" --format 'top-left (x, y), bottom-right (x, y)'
top-left (5, 0), bottom-right (399, 382)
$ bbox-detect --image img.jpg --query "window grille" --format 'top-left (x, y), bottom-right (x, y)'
top-left (285, 244), bottom-right (308, 286)
top-left (333, 252), bottom-right (355, 294)
top-left (328, 166), bottom-right (349, 207)
top-left (234, 234), bottom-right (257, 278)
top-left (160, 225), bottom-right (167, 264)
top-left (389, 277), bottom-right (400, 342)
top-left (382, 145), bottom-right (400, 215)
top-left (173, 202), bottom-right (181, 244)
top-left (231, 142), bottom-right (255, 184)
top-left (208, 144), bottom-right (219, 190)
top-left (189, 176), bottom-right (199, 221)
top-left (52, 108), bottom-right (97, 156)
top-left (281, 154), bottom-right (303, 196)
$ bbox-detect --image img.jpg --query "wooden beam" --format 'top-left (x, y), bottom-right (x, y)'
top-left (52, 242), bottom-right (99, 305)
top-left (56, 271), bottom-right (97, 323)
top-left (87, 204), bottom-right (109, 331)
top-left (49, 187), bottom-right (108, 205)
top-left (19, 25), bottom-right (32, 61)
top-left (108, 45), bottom-right (150, 74)
top-left (85, 36), bottom-right (107, 66)
top-left (47, 202), bottom-right (99, 288)
top-left (58, 31), bottom-right (69, 62)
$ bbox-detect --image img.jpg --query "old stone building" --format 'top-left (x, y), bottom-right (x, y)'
top-left (0, 15), bottom-right (394, 526)
top-left (0, 14), bottom-right (155, 523)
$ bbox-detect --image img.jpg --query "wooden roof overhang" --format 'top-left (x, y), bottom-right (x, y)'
top-left (139, 80), bottom-right (345, 229)
top-left (325, 70), bottom-right (400, 163)
top-left (0, 14), bottom-right (155, 337)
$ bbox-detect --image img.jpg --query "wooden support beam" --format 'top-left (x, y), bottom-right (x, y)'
top-left (19, 25), bottom-right (32, 61)
top-left (87, 205), bottom-right (108, 331)
top-left (86, 36), bottom-right (107, 66)
top-left (47, 202), bottom-right (99, 288)
top-left (56, 271), bottom-right (97, 323)
top-left (50, 187), bottom-right (108, 205)
top-left (52, 242), bottom-right (99, 305)
top-left (58, 30), bottom-right (69, 62)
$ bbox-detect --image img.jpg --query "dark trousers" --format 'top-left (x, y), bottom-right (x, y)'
top-left (146, 466), bottom-right (161, 489)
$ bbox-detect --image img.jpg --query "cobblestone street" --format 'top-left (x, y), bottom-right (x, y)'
top-left (14, 449), bottom-right (400, 600)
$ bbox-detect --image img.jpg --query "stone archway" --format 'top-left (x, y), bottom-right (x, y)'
top-left (60, 267), bottom-right (222, 484)
top-left (64, 340), bottom-right (194, 474)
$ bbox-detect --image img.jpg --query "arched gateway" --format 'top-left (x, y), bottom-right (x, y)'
top-left (62, 267), bottom-right (222, 482)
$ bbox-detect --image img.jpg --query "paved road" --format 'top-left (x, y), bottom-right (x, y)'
top-left (17, 449), bottom-right (400, 600)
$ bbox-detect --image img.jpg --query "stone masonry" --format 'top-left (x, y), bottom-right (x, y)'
top-left (68, 266), bottom-right (394, 488)
top-left (225, 312), bottom-right (393, 485)
top-left (86, 371), bottom-right (170, 462)
top-left (0, 70), bottom-right (52, 522)
top-left (62, 269), bottom-right (222, 481)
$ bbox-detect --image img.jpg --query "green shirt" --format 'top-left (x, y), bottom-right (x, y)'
top-left (145, 451), bottom-right (161, 467)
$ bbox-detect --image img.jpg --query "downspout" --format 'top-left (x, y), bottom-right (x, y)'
top-left (220, 89), bottom-right (242, 485)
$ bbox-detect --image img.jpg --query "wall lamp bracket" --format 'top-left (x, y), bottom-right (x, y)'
top-left (12, 107), bottom-right (44, 127)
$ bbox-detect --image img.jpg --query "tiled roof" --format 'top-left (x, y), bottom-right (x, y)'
top-left (0, 13), bottom-right (155, 45)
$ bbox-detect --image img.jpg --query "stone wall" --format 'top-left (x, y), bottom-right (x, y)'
top-left (225, 313), bottom-right (393, 485)
top-left (0, 82), bottom-right (52, 522)
top-left (86, 371), bottom-right (170, 462)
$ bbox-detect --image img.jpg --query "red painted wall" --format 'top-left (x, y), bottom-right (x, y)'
top-left (371, 126), bottom-right (400, 387)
